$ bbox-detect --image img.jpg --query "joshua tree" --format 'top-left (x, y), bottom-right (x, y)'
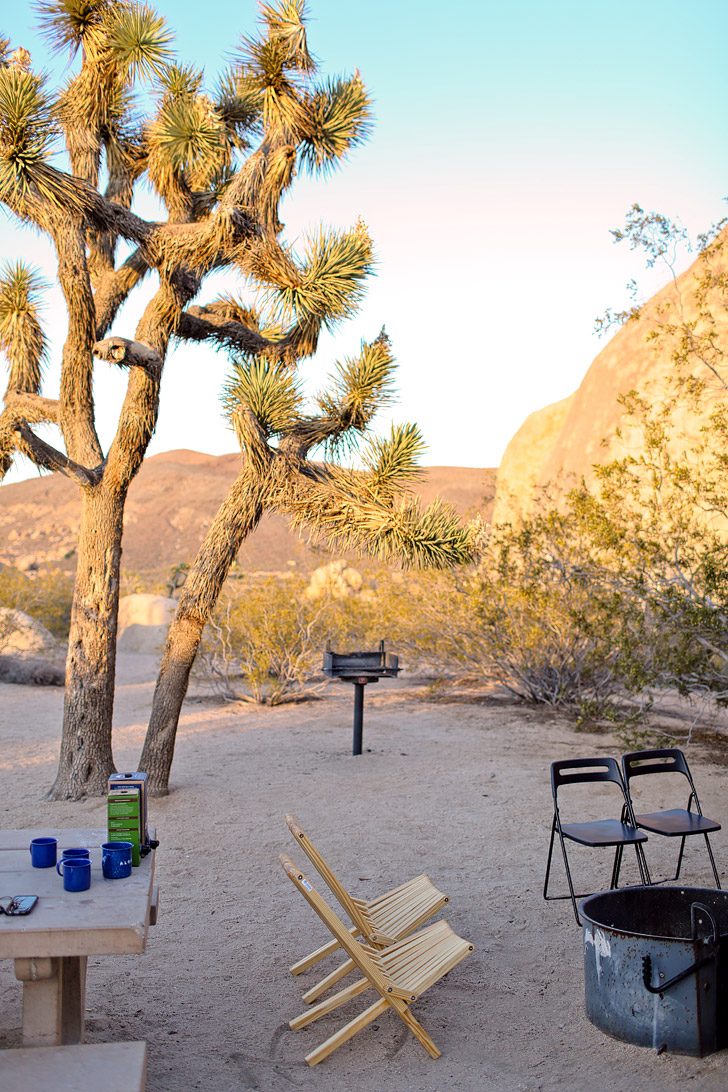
top-left (140, 331), bottom-right (475, 793)
top-left (0, 1), bottom-right (476, 800)
top-left (0, 0), bottom-right (383, 798)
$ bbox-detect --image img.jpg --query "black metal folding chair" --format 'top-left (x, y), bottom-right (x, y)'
top-left (622, 748), bottom-right (722, 888)
top-left (544, 757), bottom-right (650, 925)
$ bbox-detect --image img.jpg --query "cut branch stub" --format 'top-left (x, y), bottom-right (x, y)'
top-left (92, 337), bottom-right (162, 376)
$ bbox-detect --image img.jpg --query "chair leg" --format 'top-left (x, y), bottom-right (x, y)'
top-left (305, 997), bottom-right (389, 1066)
top-left (556, 828), bottom-right (581, 925)
top-left (302, 957), bottom-right (356, 1004)
top-left (610, 844), bottom-right (624, 889)
top-left (393, 999), bottom-right (442, 1059)
top-left (290, 977), bottom-right (371, 1029)
top-left (704, 834), bottom-right (721, 889)
top-left (543, 816), bottom-right (556, 899)
top-left (543, 815), bottom-right (581, 924)
top-left (289, 927), bottom-right (360, 976)
top-left (636, 842), bottom-right (651, 886)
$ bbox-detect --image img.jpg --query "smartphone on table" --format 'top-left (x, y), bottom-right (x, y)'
top-left (0, 896), bottom-right (39, 915)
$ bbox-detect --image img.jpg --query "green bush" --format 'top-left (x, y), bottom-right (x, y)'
top-left (0, 567), bottom-right (73, 640)
top-left (198, 576), bottom-right (333, 705)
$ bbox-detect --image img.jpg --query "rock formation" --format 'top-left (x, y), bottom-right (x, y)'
top-left (493, 230), bottom-right (728, 523)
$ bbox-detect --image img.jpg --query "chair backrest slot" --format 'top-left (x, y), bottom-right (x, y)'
top-left (285, 814), bottom-right (367, 932)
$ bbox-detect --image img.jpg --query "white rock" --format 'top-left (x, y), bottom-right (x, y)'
top-left (0, 608), bottom-right (58, 656)
top-left (117, 594), bottom-right (177, 654)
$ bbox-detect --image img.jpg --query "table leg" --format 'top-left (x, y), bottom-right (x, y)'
top-left (14, 955), bottom-right (87, 1046)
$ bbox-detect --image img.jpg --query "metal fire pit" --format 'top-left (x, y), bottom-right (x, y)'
top-left (322, 641), bottom-right (400, 755)
top-left (580, 886), bottom-right (728, 1056)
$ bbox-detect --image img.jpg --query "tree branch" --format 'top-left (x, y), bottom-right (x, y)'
top-left (3, 391), bottom-right (60, 424)
top-left (13, 420), bottom-right (103, 487)
top-left (177, 305), bottom-right (281, 357)
top-left (94, 248), bottom-right (151, 338)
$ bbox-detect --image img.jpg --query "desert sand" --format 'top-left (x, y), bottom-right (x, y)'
top-left (0, 656), bottom-right (727, 1092)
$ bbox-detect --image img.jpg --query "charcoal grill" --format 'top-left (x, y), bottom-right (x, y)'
top-left (581, 886), bottom-right (728, 1056)
top-left (322, 641), bottom-right (400, 755)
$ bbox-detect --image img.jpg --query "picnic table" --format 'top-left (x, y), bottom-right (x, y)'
top-left (0, 827), bottom-right (158, 1049)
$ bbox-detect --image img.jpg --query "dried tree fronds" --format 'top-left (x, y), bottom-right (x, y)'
top-left (35, 0), bottom-right (114, 59)
top-left (260, 0), bottom-right (315, 74)
top-left (280, 477), bottom-right (474, 570)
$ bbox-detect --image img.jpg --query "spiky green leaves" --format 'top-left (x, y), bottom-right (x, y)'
top-left (299, 73), bottom-right (373, 174)
top-left (35, 0), bottom-right (112, 58)
top-left (264, 221), bottom-right (374, 338)
top-left (0, 261), bottom-right (47, 392)
top-left (106, 3), bottom-right (174, 82)
top-left (234, 1), bottom-right (318, 140)
top-left (363, 423), bottom-right (427, 498)
top-left (37, 0), bottom-right (173, 77)
top-left (315, 330), bottom-right (396, 444)
top-left (148, 95), bottom-right (226, 185)
top-left (224, 359), bottom-right (304, 441)
top-left (0, 63), bottom-right (65, 205)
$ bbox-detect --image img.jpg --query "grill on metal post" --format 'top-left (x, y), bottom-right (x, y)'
top-left (322, 640), bottom-right (400, 755)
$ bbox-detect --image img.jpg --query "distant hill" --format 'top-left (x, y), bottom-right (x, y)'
top-left (0, 452), bottom-right (494, 581)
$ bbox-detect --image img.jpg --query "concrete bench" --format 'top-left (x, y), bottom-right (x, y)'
top-left (0, 1041), bottom-right (147, 1092)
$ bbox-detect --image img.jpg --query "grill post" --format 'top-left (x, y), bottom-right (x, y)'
top-left (322, 644), bottom-right (400, 757)
top-left (353, 680), bottom-right (366, 756)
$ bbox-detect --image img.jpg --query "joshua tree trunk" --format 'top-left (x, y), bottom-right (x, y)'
top-left (46, 485), bottom-right (126, 799)
top-left (140, 466), bottom-right (266, 794)
top-left (41, 338), bottom-right (162, 799)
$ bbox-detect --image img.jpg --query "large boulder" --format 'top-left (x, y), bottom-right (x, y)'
top-left (492, 394), bottom-right (574, 525)
top-left (493, 228), bottom-right (728, 520)
top-left (0, 608), bottom-right (59, 656)
top-left (117, 594), bottom-right (177, 654)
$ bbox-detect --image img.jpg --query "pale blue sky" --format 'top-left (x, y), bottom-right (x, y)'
top-left (2, 0), bottom-right (727, 482)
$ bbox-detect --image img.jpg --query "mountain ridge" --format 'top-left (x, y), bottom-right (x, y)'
top-left (0, 451), bottom-right (495, 579)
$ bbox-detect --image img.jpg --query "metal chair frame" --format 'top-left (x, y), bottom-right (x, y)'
top-left (544, 756), bottom-right (650, 925)
top-left (622, 748), bottom-right (721, 889)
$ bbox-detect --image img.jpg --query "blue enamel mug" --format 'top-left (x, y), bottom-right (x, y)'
top-left (57, 857), bottom-right (91, 892)
top-left (29, 837), bottom-right (57, 868)
top-left (102, 841), bottom-right (133, 880)
top-left (61, 847), bottom-right (90, 861)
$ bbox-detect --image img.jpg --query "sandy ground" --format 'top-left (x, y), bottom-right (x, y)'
top-left (0, 655), bottom-right (727, 1092)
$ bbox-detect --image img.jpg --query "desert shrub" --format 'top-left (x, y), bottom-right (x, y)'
top-left (198, 576), bottom-right (334, 705)
top-left (0, 567), bottom-right (73, 639)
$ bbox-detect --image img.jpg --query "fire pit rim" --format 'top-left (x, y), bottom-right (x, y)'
top-left (580, 885), bottom-right (728, 943)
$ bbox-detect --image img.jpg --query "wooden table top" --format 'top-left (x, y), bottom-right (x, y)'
top-left (0, 828), bottom-right (156, 959)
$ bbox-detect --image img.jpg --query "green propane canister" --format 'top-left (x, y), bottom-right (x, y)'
top-left (107, 786), bottom-right (141, 866)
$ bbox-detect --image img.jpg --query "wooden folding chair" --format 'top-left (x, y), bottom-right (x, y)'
top-left (286, 814), bottom-right (449, 1003)
top-left (280, 854), bottom-right (473, 1066)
